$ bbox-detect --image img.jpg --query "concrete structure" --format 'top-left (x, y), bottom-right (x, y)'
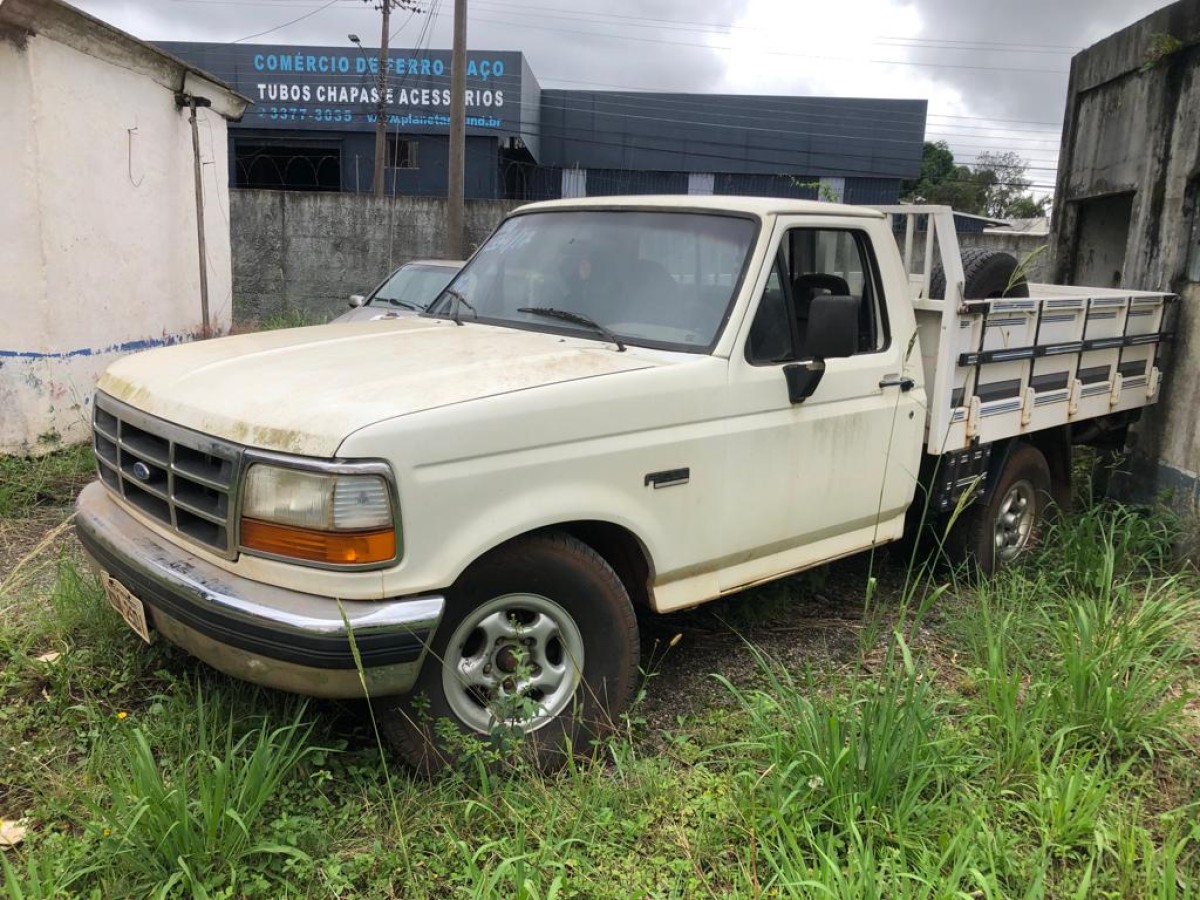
top-left (231, 190), bottom-right (517, 322)
top-left (0, 0), bottom-right (248, 455)
top-left (1050, 0), bottom-right (1200, 506)
top-left (158, 42), bottom-right (926, 205)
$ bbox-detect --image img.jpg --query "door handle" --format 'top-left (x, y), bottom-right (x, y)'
top-left (879, 375), bottom-right (915, 392)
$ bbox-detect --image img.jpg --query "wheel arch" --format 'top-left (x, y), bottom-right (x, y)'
top-left (980, 428), bottom-right (1070, 511)
top-left (1024, 426), bottom-right (1072, 510)
top-left (465, 520), bottom-right (656, 609)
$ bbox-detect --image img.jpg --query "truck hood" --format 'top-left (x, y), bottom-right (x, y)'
top-left (98, 318), bottom-right (661, 456)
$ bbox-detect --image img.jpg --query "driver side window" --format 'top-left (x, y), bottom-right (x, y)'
top-left (745, 227), bottom-right (889, 365)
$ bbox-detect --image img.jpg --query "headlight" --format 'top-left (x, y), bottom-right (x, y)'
top-left (239, 464), bottom-right (397, 566)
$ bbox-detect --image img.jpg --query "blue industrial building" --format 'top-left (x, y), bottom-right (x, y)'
top-left (159, 42), bottom-right (927, 204)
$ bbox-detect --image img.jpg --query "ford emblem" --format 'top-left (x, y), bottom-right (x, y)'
top-left (132, 461), bottom-right (152, 482)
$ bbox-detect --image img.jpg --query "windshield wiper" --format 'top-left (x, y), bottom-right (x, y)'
top-left (379, 297), bottom-right (423, 311)
top-left (441, 288), bottom-right (476, 326)
top-left (516, 307), bottom-right (626, 352)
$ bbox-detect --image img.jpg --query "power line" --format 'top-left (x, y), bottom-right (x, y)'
top-left (230, 0), bottom-right (343, 44)
top-left (456, 117), bottom-right (1063, 189)
top-left (424, 8), bottom-right (1072, 75)
top-left (463, 0), bottom-right (1083, 55)
top-left (172, 0), bottom-right (1086, 56)
top-left (169, 0), bottom-right (1073, 73)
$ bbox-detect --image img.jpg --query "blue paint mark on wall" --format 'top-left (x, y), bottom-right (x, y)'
top-left (0, 334), bottom-right (192, 361)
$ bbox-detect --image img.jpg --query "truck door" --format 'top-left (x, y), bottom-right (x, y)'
top-left (717, 219), bottom-right (924, 592)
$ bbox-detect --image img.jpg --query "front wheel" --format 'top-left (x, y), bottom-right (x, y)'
top-left (381, 532), bottom-right (640, 774)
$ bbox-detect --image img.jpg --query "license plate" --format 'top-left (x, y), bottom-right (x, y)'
top-left (100, 571), bottom-right (152, 644)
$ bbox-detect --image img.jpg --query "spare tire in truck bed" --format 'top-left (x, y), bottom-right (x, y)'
top-left (929, 248), bottom-right (1030, 301)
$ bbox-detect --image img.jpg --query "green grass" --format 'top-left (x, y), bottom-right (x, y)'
top-left (239, 308), bottom-right (330, 332)
top-left (1, 500), bottom-right (1198, 897)
top-left (0, 444), bottom-right (94, 520)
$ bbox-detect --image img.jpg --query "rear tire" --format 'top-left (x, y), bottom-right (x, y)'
top-left (381, 532), bottom-right (639, 774)
top-left (930, 249), bottom-right (1030, 301)
top-left (954, 443), bottom-right (1052, 574)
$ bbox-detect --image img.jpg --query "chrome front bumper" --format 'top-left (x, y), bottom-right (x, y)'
top-left (75, 481), bottom-right (444, 699)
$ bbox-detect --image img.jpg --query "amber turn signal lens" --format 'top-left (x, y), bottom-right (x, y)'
top-left (240, 518), bottom-right (396, 565)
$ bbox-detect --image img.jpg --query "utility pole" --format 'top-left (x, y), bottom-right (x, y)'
top-left (371, 1), bottom-right (391, 198)
top-left (179, 92), bottom-right (213, 337)
top-left (357, 2), bottom-right (424, 197)
top-left (446, 0), bottom-right (467, 258)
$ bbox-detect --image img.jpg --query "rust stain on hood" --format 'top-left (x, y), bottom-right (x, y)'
top-left (98, 319), bottom-right (660, 456)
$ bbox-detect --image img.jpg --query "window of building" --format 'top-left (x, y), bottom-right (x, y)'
top-left (688, 173), bottom-right (715, 195)
top-left (561, 168), bottom-right (587, 199)
top-left (387, 137), bottom-right (419, 169)
top-left (746, 228), bottom-right (888, 365)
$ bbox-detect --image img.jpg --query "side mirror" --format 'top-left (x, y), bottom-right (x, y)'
top-left (781, 294), bottom-right (859, 405)
top-left (783, 361), bottom-right (825, 404)
top-left (348, 294), bottom-right (366, 308)
top-left (805, 294), bottom-right (859, 360)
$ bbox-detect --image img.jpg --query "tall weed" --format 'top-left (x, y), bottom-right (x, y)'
top-left (1043, 503), bottom-right (1179, 591)
top-left (90, 690), bottom-right (317, 897)
top-left (1102, 815), bottom-right (1198, 898)
top-left (1012, 740), bottom-right (1116, 860)
top-left (1047, 577), bottom-right (1196, 755)
top-left (1, 850), bottom-right (98, 900)
top-left (719, 635), bottom-right (960, 864)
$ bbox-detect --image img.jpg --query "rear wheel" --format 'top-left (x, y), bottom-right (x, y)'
top-left (955, 443), bottom-right (1052, 574)
top-left (381, 532), bottom-right (639, 774)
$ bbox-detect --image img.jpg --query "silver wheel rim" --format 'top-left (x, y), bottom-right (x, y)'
top-left (993, 479), bottom-right (1036, 562)
top-left (441, 593), bottom-right (585, 735)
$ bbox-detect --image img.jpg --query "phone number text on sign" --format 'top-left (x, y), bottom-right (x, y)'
top-left (258, 107), bottom-right (356, 123)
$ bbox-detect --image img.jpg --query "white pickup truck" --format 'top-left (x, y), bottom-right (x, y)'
top-left (75, 197), bottom-right (1175, 769)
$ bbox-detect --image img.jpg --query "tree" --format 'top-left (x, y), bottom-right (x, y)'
top-left (974, 151), bottom-right (1032, 219)
top-left (1007, 194), bottom-right (1051, 219)
top-left (902, 141), bottom-right (1047, 219)
top-left (902, 141), bottom-right (987, 213)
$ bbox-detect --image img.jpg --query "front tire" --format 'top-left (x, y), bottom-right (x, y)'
top-left (382, 532), bottom-right (639, 773)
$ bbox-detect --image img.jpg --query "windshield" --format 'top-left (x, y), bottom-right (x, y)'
top-left (427, 210), bottom-right (758, 351)
top-left (370, 264), bottom-right (459, 310)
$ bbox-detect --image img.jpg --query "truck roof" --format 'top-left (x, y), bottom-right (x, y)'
top-left (513, 195), bottom-right (887, 219)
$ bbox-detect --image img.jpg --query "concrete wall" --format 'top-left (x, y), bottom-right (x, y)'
top-left (1050, 0), bottom-right (1200, 508)
top-left (230, 190), bottom-right (519, 322)
top-left (0, 5), bottom-right (240, 455)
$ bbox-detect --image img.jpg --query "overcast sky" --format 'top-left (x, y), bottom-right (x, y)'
top-left (74, 0), bottom-right (1168, 189)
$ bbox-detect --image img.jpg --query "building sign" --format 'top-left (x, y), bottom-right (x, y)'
top-left (157, 43), bottom-right (525, 136)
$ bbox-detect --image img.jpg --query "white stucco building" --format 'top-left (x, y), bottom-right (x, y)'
top-left (0, 0), bottom-right (248, 455)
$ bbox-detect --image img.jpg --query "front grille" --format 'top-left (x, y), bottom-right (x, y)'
top-left (92, 394), bottom-right (244, 557)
